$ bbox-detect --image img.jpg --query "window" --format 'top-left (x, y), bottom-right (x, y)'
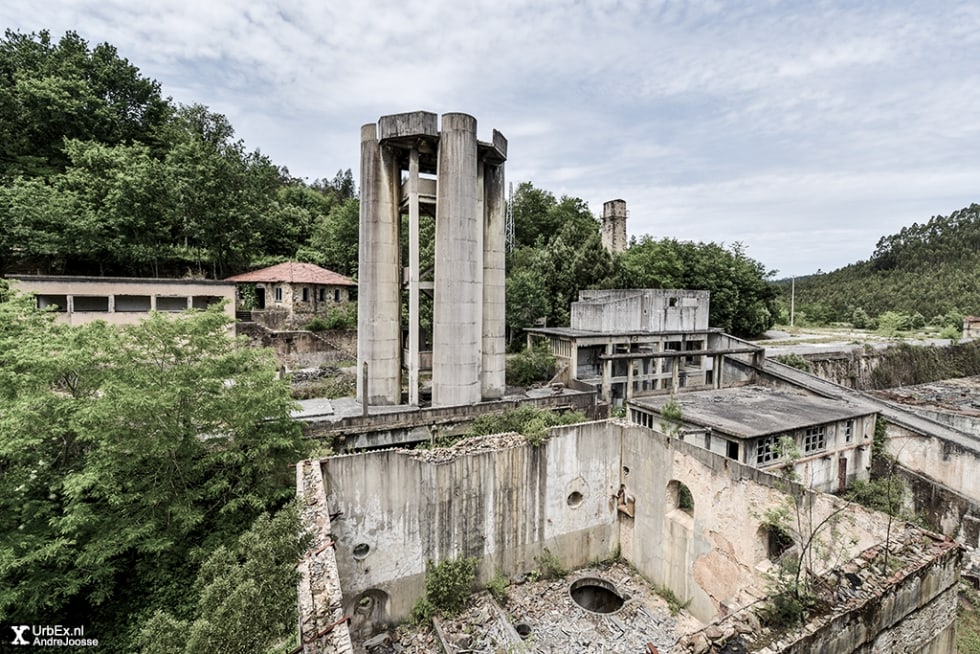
top-left (844, 419), bottom-right (854, 443)
top-left (274, 287), bottom-right (283, 302)
top-left (726, 440), bottom-right (739, 461)
top-left (319, 288), bottom-right (326, 302)
top-left (334, 289), bottom-right (341, 302)
top-left (756, 435), bottom-right (781, 465)
top-left (302, 287), bottom-right (309, 302)
top-left (803, 426), bottom-right (826, 453)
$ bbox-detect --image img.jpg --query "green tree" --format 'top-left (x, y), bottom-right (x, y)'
top-left (0, 284), bottom-right (305, 651)
top-left (0, 29), bottom-right (171, 180)
top-left (137, 505), bottom-right (309, 654)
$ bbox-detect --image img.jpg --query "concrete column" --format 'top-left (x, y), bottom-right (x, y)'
top-left (432, 113), bottom-right (482, 406)
top-left (407, 148), bottom-right (421, 406)
top-left (357, 123), bottom-right (402, 405)
top-left (626, 357), bottom-right (634, 401)
top-left (481, 160), bottom-right (506, 400)
top-left (601, 343), bottom-right (612, 403)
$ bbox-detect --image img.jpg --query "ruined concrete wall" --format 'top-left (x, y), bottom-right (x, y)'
top-left (620, 425), bottom-right (890, 623)
top-left (778, 539), bottom-right (961, 654)
top-left (673, 532), bottom-right (960, 654)
top-left (321, 422), bottom-right (621, 623)
top-left (892, 460), bottom-right (980, 547)
top-left (798, 340), bottom-right (980, 390)
top-left (885, 421), bottom-right (980, 506)
top-left (297, 460), bottom-right (354, 654)
top-left (238, 324), bottom-right (356, 369)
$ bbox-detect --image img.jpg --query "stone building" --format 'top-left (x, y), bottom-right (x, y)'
top-left (225, 262), bottom-right (355, 331)
top-left (4, 274), bottom-right (235, 326)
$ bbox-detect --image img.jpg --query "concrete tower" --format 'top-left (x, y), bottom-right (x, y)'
top-left (601, 199), bottom-right (628, 254)
top-left (357, 111), bottom-right (507, 407)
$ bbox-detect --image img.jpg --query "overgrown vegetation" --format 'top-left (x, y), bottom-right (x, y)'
top-left (760, 437), bottom-right (855, 628)
top-left (506, 341), bottom-right (558, 386)
top-left (533, 548), bottom-right (567, 580)
top-left (303, 303), bottom-right (357, 331)
top-left (659, 396), bottom-right (683, 436)
top-left (137, 504), bottom-right (310, 654)
top-left (486, 573), bottom-right (510, 605)
top-left (410, 556), bottom-right (478, 624)
top-left (958, 583), bottom-right (980, 654)
top-left (468, 405), bottom-right (587, 446)
top-left (774, 353), bottom-right (812, 372)
top-left (867, 341), bottom-right (980, 389)
top-left (0, 283), bottom-right (307, 653)
top-left (654, 585), bottom-right (691, 615)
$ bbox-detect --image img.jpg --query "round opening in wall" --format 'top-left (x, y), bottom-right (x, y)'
top-left (567, 491), bottom-right (584, 507)
top-left (569, 578), bottom-right (625, 614)
top-left (352, 543), bottom-right (370, 560)
top-left (622, 466), bottom-right (630, 477)
top-left (514, 623), bottom-right (532, 639)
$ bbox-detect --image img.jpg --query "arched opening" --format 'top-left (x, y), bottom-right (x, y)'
top-left (347, 588), bottom-right (391, 640)
top-left (666, 479), bottom-right (694, 516)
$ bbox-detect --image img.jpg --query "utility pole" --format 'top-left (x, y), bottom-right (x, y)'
top-left (790, 277), bottom-right (795, 327)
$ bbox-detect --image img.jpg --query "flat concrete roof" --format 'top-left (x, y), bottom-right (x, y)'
top-left (631, 385), bottom-right (874, 439)
top-left (872, 375), bottom-right (980, 417)
top-left (526, 327), bottom-right (722, 339)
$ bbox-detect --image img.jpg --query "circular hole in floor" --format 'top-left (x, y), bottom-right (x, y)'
top-left (567, 491), bottom-right (584, 507)
top-left (514, 623), bottom-right (532, 639)
top-left (352, 543), bottom-right (370, 560)
top-left (569, 577), bottom-right (625, 614)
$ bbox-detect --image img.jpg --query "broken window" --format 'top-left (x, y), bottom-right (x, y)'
top-left (844, 419), bottom-right (854, 443)
top-left (302, 287), bottom-right (309, 302)
top-left (756, 435), bottom-right (782, 465)
top-left (803, 425), bottom-right (826, 453)
top-left (275, 286), bottom-right (283, 302)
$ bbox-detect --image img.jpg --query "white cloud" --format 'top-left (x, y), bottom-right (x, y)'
top-left (2, 0), bottom-right (979, 277)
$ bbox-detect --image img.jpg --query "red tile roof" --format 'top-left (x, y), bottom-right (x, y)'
top-left (225, 262), bottom-right (356, 286)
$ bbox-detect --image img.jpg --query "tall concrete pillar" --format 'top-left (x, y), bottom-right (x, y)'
top-left (432, 113), bottom-right (482, 406)
top-left (356, 123), bottom-right (401, 405)
top-left (482, 159), bottom-right (506, 400)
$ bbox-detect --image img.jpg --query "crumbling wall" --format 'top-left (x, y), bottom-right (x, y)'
top-left (620, 425), bottom-right (890, 623)
top-left (885, 421), bottom-right (980, 506)
top-left (672, 530), bottom-right (961, 654)
top-left (800, 340), bottom-right (980, 390)
top-left (320, 422), bottom-right (621, 624)
top-left (297, 459), bottom-right (353, 654)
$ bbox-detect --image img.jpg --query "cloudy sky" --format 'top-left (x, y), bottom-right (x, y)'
top-left (4, 1), bottom-right (978, 277)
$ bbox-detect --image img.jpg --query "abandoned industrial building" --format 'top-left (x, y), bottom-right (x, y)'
top-left (292, 111), bottom-right (975, 654)
top-left (4, 274), bottom-right (236, 326)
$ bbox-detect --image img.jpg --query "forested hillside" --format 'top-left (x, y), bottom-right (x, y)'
top-left (779, 204), bottom-right (980, 328)
top-left (0, 29), bottom-right (357, 279)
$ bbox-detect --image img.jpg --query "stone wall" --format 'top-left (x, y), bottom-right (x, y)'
top-left (238, 323), bottom-right (356, 369)
top-left (673, 529), bottom-right (961, 654)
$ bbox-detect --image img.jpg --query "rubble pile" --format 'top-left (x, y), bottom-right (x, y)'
top-left (363, 560), bottom-right (697, 653)
top-left (406, 432), bottom-right (527, 463)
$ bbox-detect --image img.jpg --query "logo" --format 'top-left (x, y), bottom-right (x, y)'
top-left (10, 626), bottom-right (29, 646)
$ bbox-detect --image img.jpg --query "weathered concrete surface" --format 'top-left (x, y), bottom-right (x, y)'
top-left (601, 199), bottom-right (628, 254)
top-left (572, 289), bottom-right (710, 333)
top-left (673, 527), bottom-right (961, 654)
top-left (356, 122), bottom-right (402, 405)
top-left (297, 459), bottom-right (353, 654)
top-left (480, 157), bottom-right (506, 400)
top-left (432, 113), bottom-right (482, 406)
